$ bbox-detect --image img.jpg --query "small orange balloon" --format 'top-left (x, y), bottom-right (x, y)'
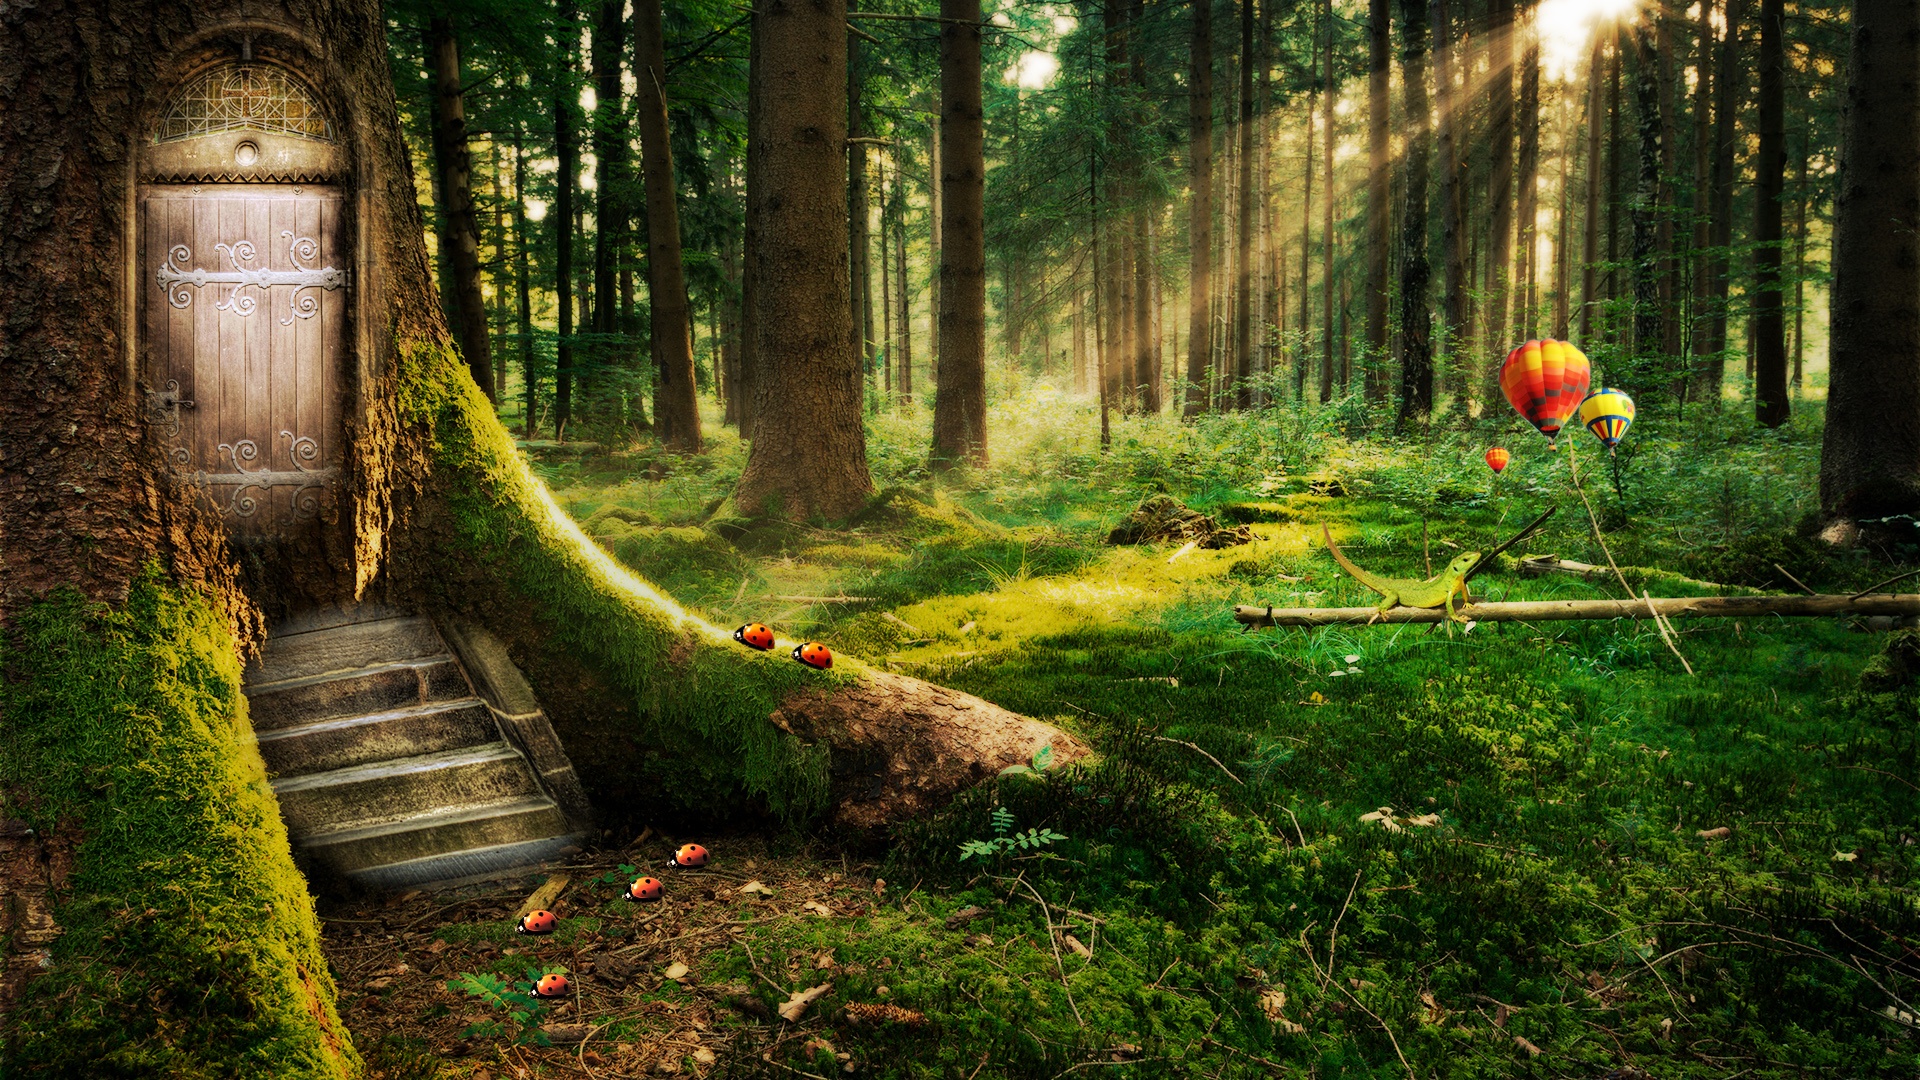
top-left (1486, 447), bottom-right (1511, 473)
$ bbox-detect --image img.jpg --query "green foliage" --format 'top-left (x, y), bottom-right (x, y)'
top-left (446, 967), bottom-right (565, 1045)
top-left (957, 805), bottom-right (1069, 862)
top-left (0, 570), bottom-right (357, 1078)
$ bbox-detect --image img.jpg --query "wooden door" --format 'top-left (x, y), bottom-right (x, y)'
top-left (140, 183), bottom-right (347, 543)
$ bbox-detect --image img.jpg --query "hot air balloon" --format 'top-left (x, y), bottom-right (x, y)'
top-left (1485, 447), bottom-right (1510, 473)
top-left (1577, 388), bottom-right (1636, 452)
top-left (1499, 339), bottom-right (1592, 447)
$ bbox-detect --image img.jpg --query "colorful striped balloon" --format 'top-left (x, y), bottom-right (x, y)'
top-left (1577, 387), bottom-right (1636, 451)
top-left (1485, 447), bottom-right (1510, 473)
top-left (1499, 339), bottom-right (1592, 446)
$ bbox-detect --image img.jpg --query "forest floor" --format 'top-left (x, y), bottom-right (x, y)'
top-left (336, 386), bottom-right (1920, 1079)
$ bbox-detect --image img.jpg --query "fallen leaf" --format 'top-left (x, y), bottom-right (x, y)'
top-left (1403, 813), bottom-right (1441, 828)
top-left (1359, 807), bottom-right (1404, 834)
top-left (664, 962), bottom-right (691, 981)
top-left (778, 982), bottom-right (833, 1022)
top-left (426, 940), bottom-right (449, 955)
top-left (365, 977), bottom-right (394, 991)
top-left (804, 900), bottom-right (833, 917)
top-left (944, 905), bottom-right (989, 929)
top-left (802, 1037), bottom-right (837, 1058)
top-left (1833, 850), bottom-right (1858, 862)
top-left (1696, 826), bottom-right (1732, 841)
top-left (739, 880), bottom-right (778, 897)
top-left (1109, 1042), bottom-right (1143, 1060)
top-left (1259, 989), bottom-right (1288, 1022)
top-left (872, 878), bottom-right (886, 897)
top-left (1062, 933), bottom-right (1092, 960)
top-left (963, 933), bottom-right (994, 947)
top-left (1419, 990), bottom-right (1445, 1024)
top-left (1514, 1035), bottom-right (1542, 1057)
top-left (539, 1023), bottom-right (593, 1045)
top-left (814, 951), bottom-right (836, 970)
top-left (692, 1048), bottom-right (716, 1066)
top-left (582, 1051), bottom-right (606, 1066)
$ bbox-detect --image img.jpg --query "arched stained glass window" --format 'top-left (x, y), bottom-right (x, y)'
top-left (156, 62), bottom-right (332, 143)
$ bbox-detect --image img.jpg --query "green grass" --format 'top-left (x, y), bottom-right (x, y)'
top-left (0, 570), bottom-right (358, 1079)
top-left (540, 384), bottom-right (1920, 1077)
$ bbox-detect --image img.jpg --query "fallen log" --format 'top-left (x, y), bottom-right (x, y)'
top-left (1233, 593), bottom-right (1920, 628)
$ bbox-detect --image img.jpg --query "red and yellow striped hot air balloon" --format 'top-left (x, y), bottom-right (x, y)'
top-left (1499, 339), bottom-right (1592, 447)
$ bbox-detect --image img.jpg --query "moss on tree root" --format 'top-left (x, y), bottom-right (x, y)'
top-left (0, 571), bottom-right (357, 1078)
top-left (393, 339), bottom-right (1081, 827)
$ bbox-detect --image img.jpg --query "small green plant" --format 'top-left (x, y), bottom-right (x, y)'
top-left (447, 967), bottom-right (566, 1046)
top-left (997, 743), bottom-right (1057, 780)
top-left (959, 805), bottom-right (1068, 862)
top-left (590, 863), bottom-right (638, 888)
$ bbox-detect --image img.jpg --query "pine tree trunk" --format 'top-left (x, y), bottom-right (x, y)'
top-left (1185, 0), bottom-right (1213, 417)
top-left (1483, 0), bottom-right (1515, 399)
top-left (928, 109), bottom-right (942, 385)
top-left (898, 186), bottom-right (914, 404)
top-left (591, 0), bottom-right (626, 351)
top-left (1433, 0), bottom-right (1466, 401)
top-left (426, 17), bottom-right (495, 402)
top-left (1702, 0), bottom-right (1746, 399)
top-left (735, 0), bottom-right (870, 515)
top-left (932, 0), bottom-right (988, 468)
top-left (848, 35), bottom-right (873, 389)
top-left (1320, 0), bottom-right (1336, 404)
top-left (1366, 0), bottom-right (1392, 398)
top-left (1820, 0), bottom-right (1920, 525)
top-left (1656, 10), bottom-right (1682, 364)
top-left (1752, 0), bottom-right (1789, 426)
top-left (1399, 0), bottom-right (1435, 426)
top-left (1515, 25), bottom-right (1540, 339)
top-left (1791, 138), bottom-right (1808, 390)
top-left (1605, 35), bottom-right (1623, 342)
top-left (1689, 0), bottom-right (1715, 389)
top-left (513, 131), bottom-right (538, 436)
top-left (1631, 22), bottom-right (1665, 370)
top-left (1298, 58), bottom-right (1316, 401)
top-left (1234, 0), bottom-right (1256, 409)
top-left (740, 12), bottom-right (764, 440)
top-left (554, 4), bottom-right (579, 437)
top-left (1553, 87), bottom-right (1574, 338)
top-left (634, 0), bottom-right (701, 451)
top-left (1580, 35), bottom-right (1605, 341)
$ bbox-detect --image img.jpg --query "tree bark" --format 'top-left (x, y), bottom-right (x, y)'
top-left (1751, 0), bottom-right (1788, 426)
top-left (1185, 0), bottom-right (1214, 418)
top-left (1514, 18), bottom-right (1540, 340)
top-left (927, 108), bottom-right (942, 385)
top-left (735, 0), bottom-right (871, 516)
top-left (426, 16), bottom-right (495, 403)
top-left (898, 175), bottom-right (914, 405)
top-left (932, 0), bottom-right (987, 468)
top-left (1365, 0), bottom-right (1392, 387)
top-left (1689, 0), bottom-right (1715, 389)
top-left (1398, 0), bottom-right (1434, 427)
top-left (847, 34), bottom-right (875, 390)
top-left (1483, 0), bottom-right (1515, 399)
top-left (1320, 0), bottom-right (1336, 403)
top-left (634, 0), bottom-right (701, 451)
top-left (740, 10), bottom-right (764, 440)
top-left (1580, 34), bottom-right (1605, 342)
top-left (1819, 0), bottom-right (1920, 525)
top-left (1631, 22), bottom-right (1664, 371)
top-left (513, 130), bottom-right (538, 435)
top-left (1233, 0), bottom-right (1256, 409)
top-left (1298, 43), bottom-right (1316, 401)
top-left (554, 1), bottom-right (579, 437)
top-left (1433, 0), bottom-right (1466, 404)
top-left (1701, 0), bottom-right (1746, 400)
top-left (591, 0), bottom-right (626, 352)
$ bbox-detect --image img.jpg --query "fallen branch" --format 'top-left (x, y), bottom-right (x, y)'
top-left (1149, 735), bottom-right (1243, 785)
top-left (770, 595), bottom-right (878, 604)
top-left (1233, 593), bottom-right (1920, 627)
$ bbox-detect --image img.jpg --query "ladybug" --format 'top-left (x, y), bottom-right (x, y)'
top-left (670, 843), bottom-right (710, 869)
top-left (533, 972), bottom-right (570, 998)
top-left (623, 876), bottom-right (664, 902)
top-left (734, 622), bottom-right (776, 651)
top-left (792, 641), bottom-right (833, 670)
top-left (516, 909), bottom-right (558, 935)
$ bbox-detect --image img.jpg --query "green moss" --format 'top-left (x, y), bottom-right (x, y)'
top-left (0, 570), bottom-right (358, 1079)
top-left (398, 338), bottom-right (838, 822)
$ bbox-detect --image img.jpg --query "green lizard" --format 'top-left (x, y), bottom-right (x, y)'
top-left (1321, 524), bottom-right (1481, 623)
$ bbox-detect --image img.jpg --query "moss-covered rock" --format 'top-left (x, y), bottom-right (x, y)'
top-left (0, 572), bottom-right (358, 1078)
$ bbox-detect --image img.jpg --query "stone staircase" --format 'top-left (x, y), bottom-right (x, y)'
top-left (245, 607), bottom-right (589, 891)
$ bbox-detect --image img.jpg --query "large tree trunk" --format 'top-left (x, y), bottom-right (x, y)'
top-left (1514, 16), bottom-right (1540, 340)
top-left (513, 130), bottom-right (538, 435)
top-left (1580, 34), bottom-right (1605, 342)
top-left (848, 34), bottom-right (875, 393)
top-left (736, 0), bottom-right (871, 516)
top-left (1320, 0), bottom-right (1336, 403)
top-left (1185, 0), bottom-right (1214, 418)
top-left (590, 0), bottom-right (626, 354)
top-left (1751, 0), bottom-right (1788, 426)
top-left (426, 16), bottom-right (495, 403)
top-left (1365, 0), bottom-right (1392, 387)
top-left (1298, 42), bottom-right (1316, 401)
top-left (1689, 0), bottom-right (1715, 392)
top-left (740, 13), bottom-right (765, 440)
top-left (932, 0), bottom-right (988, 468)
top-left (1819, 0), bottom-right (1920, 527)
top-left (1398, 0), bottom-right (1435, 426)
top-left (634, 0), bottom-right (702, 451)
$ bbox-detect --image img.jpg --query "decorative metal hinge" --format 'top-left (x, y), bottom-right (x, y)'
top-left (157, 230), bottom-right (346, 324)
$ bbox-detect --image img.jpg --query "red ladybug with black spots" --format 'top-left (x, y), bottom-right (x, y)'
top-left (792, 641), bottom-right (832, 670)
top-left (533, 972), bottom-right (569, 998)
top-left (670, 843), bottom-right (709, 869)
top-left (734, 622), bottom-right (776, 651)
top-left (624, 876), bottom-right (663, 902)
top-left (516, 909), bottom-right (558, 935)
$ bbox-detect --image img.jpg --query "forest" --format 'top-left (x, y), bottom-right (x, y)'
top-left (1, 0), bottom-right (1919, 1076)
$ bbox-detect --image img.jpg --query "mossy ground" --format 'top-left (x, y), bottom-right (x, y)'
top-left (315, 385), bottom-right (1920, 1078)
top-left (0, 570), bottom-right (357, 1078)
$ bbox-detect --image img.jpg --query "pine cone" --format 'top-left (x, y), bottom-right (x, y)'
top-left (842, 1002), bottom-right (927, 1027)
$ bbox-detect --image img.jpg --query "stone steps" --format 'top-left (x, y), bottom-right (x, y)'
top-left (245, 608), bottom-right (587, 891)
